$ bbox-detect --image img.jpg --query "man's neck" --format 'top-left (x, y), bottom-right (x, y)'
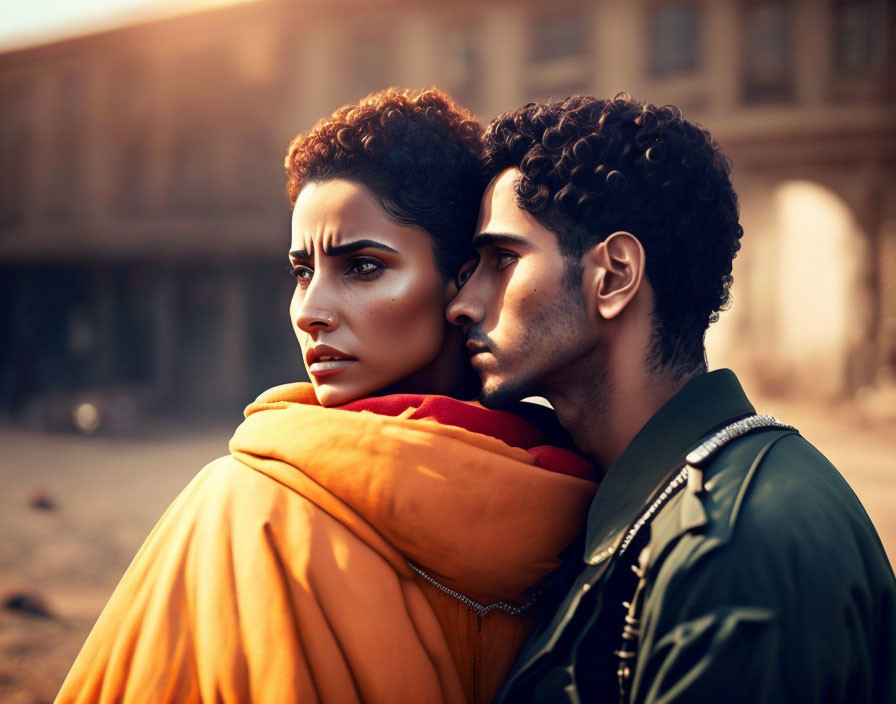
top-left (548, 355), bottom-right (700, 473)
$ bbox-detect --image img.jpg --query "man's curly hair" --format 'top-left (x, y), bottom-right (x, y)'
top-left (285, 87), bottom-right (485, 279)
top-left (484, 93), bottom-right (743, 376)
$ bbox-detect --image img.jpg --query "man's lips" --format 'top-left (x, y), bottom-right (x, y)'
top-left (464, 340), bottom-right (494, 371)
top-left (465, 340), bottom-right (491, 356)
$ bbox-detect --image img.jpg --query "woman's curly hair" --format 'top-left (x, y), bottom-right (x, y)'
top-left (484, 93), bottom-right (743, 376)
top-left (285, 87), bottom-right (485, 279)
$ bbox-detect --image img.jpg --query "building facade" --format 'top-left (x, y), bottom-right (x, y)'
top-left (1, 0), bottom-right (894, 422)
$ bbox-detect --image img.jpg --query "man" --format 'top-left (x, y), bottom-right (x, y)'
top-left (447, 94), bottom-right (896, 702)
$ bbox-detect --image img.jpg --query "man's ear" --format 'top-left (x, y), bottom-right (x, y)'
top-left (582, 231), bottom-right (646, 320)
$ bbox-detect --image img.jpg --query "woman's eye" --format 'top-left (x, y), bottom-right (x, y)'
top-left (346, 257), bottom-right (384, 278)
top-left (288, 264), bottom-right (313, 286)
top-left (456, 260), bottom-right (477, 288)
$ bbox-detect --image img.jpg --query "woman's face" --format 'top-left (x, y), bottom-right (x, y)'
top-left (289, 179), bottom-right (461, 407)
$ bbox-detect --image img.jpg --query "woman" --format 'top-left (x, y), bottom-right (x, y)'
top-left (56, 88), bottom-right (596, 704)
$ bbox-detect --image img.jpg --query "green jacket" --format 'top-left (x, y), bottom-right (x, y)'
top-left (496, 370), bottom-right (896, 703)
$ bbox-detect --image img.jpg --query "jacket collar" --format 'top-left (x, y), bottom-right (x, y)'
top-left (582, 369), bottom-right (754, 564)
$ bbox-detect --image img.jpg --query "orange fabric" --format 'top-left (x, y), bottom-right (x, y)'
top-left (56, 383), bottom-right (597, 704)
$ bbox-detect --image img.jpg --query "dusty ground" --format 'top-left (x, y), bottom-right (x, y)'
top-left (1, 401), bottom-right (894, 704)
top-left (0, 422), bottom-right (231, 704)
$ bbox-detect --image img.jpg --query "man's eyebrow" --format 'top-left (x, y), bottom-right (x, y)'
top-left (471, 232), bottom-right (530, 250)
top-left (289, 239), bottom-right (399, 260)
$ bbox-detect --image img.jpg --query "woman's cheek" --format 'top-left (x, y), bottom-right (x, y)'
top-left (402, 283), bottom-right (449, 361)
top-left (366, 279), bottom-right (446, 372)
top-left (289, 289), bottom-right (304, 343)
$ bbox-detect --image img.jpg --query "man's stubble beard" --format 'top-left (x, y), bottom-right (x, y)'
top-left (478, 270), bottom-right (609, 414)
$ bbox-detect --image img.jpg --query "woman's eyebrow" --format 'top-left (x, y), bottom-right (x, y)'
top-left (289, 239), bottom-right (400, 259)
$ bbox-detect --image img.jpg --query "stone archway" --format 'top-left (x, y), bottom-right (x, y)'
top-left (772, 180), bottom-right (870, 397)
top-left (707, 178), bottom-right (871, 399)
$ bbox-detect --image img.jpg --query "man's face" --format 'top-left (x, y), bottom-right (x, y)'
top-left (447, 168), bottom-right (597, 408)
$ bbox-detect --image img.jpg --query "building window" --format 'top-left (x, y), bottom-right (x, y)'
top-left (527, 7), bottom-right (592, 101)
top-left (741, 0), bottom-right (794, 103)
top-left (833, 0), bottom-right (889, 74)
top-left (111, 59), bottom-right (153, 218)
top-left (649, 2), bottom-right (701, 74)
top-left (47, 70), bottom-right (85, 221)
top-left (348, 32), bottom-right (393, 98)
top-left (0, 80), bottom-right (32, 229)
top-left (167, 46), bottom-right (232, 215)
top-left (442, 24), bottom-right (479, 110)
top-left (530, 11), bottom-right (588, 63)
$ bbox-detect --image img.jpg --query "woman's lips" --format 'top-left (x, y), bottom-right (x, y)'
top-left (309, 358), bottom-right (356, 377)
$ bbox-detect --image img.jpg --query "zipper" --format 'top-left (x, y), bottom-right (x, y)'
top-left (470, 606), bottom-right (481, 704)
top-left (406, 562), bottom-right (538, 618)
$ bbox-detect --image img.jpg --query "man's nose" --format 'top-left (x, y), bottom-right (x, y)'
top-left (446, 284), bottom-right (485, 328)
top-left (294, 280), bottom-right (339, 334)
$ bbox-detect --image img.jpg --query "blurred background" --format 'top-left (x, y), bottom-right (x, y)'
top-left (0, 1), bottom-right (894, 702)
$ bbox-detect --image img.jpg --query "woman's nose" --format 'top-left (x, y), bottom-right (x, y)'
top-left (295, 306), bottom-right (338, 333)
top-left (294, 282), bottom-right (339, 334)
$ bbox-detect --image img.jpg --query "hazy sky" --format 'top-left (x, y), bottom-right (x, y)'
top-left (0, 0), bottom-right (255, 52)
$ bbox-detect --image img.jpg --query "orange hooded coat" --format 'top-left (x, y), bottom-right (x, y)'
top-left (56, 384), bottom-right (596, 704)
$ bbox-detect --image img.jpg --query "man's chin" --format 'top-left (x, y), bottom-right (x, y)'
top-left (478, 377), bottom-right (531, 410)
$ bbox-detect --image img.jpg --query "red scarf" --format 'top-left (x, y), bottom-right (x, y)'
top-left (339, 394), bottom-right (593, 479)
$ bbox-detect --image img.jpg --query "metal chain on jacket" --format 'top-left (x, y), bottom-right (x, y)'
top-left (617, 414), bottom-right (794, 559)
top-left (614, 413), bottom-right (796, 702)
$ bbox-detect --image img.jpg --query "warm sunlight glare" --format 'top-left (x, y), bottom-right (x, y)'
top-left (0, 0), bottom-right (260, 51)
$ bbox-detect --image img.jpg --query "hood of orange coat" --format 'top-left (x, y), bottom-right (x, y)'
top-left (229, 383), bottom-right (597, 602)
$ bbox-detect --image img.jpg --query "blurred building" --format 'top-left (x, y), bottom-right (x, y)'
top-left (1, 0), bottom-right (894, 423)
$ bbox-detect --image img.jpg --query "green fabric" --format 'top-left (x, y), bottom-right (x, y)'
top-left (497, 369), bottom-right (896, 703)
top-left (582, 368), bottom-right (754, 564)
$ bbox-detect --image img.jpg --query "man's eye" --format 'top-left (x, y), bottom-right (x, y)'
top-left (288, 264), bottom-right (313, 286)
top-left (456, 260), bottom-right (478, 288)
top-left (495, 250), bottom-right (518, 269)
top-left (346, 257), bottom-right (384, 278)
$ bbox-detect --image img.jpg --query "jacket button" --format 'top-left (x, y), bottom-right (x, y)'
top-left (586, 546), bottom-right (613, 565)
